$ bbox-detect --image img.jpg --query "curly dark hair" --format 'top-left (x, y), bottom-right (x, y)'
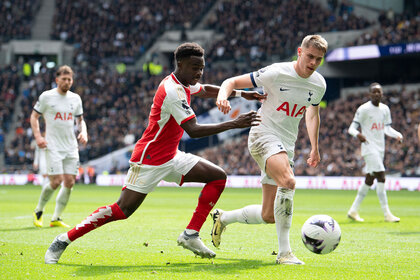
top-left (174, 42), bottom-right (204, 62)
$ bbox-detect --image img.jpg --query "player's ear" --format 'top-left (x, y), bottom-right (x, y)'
top-left (297, 47), bottom-right (302, 57)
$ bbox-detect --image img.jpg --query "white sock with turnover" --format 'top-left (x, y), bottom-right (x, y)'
top-left (274, 188), bottom-right (294, 256)
top-left (220, 204), bottom-right (265, 225)
top-left (376, 182), bottom-right (390, 216)
top-left (349, 183), bottom-right (370, 213)
top-left (34, 181), bottom-right (55, 213)
top-left (51, 186), bottom-right (72, 221)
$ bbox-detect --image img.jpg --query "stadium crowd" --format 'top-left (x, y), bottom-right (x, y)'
top-left (204, 0), bottom-right (371, 66)
top-left (350, 10), bottom-right (420, 46)
top-left (51, 0), bottom-right (213, 65)
top-left (0, 0), bottom-right (40, 43)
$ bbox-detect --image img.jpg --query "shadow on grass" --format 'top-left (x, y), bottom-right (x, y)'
top-left (60, 258), bottom-right (277, 276)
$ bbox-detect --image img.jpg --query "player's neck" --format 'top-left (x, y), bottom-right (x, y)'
top-left (172, 72), bottom-right (188, 87)
top-left (57, 88), bottom-right (68, 95)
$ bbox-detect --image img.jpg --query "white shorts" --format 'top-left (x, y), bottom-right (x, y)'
top-left (248, 131), bottom-right (294, 185)
top-left (363, 152), bottom-right (385, 174)
top-left (45, 149), bottom-right (79, 175)
top-left (38, 155), bottom-right (47, 175)
top-left (124, 150), bottom-right (201, 194)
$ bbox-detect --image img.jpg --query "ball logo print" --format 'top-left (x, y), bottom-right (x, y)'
top-left (301, 215), bottom-right (341, 254)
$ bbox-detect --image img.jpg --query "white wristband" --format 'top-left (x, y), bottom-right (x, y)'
top-left (234, 91), bottom-right (242, 97)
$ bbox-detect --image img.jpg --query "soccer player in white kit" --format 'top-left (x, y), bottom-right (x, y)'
top-left (347, 83), bottom-right (402, 223)
top-left (212, 35), bottom-right (328, 265)
top-left (30, 65), bottom-right (88, 228)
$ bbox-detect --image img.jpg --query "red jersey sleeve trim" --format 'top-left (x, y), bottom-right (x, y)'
top-left (181, 114), bottom-right (195, 124)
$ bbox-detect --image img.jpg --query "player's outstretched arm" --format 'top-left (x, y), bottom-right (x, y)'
top-left (196, 85), bottom-right (266, 102)
top-left (181, 111), bottom-right (261, 138)
top-left (217, 74), bottom-right (255, 115)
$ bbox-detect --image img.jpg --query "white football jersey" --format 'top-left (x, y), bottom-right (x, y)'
top-left (249, 61), bottom-right (326, 152)
top-left (33, 88), bottom-right (83, 153)
top-left (351, 101), bottom-right (392, 156)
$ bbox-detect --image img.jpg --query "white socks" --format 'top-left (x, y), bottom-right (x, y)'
top-left (376, 182), bottom-right (390, 216)
top-left (34, 180), bottom-right (54, 213)
top-left (51, 186), bottom-right (72, 221)
top-left (274, 188), bottom-right (294, 255)
top-left (220, 205), bottom-right (265, 225)
top-left (349, 183), bottom-right (370, 213)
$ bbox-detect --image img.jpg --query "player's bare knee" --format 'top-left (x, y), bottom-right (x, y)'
top-left (50, 177), bottom-right (63, 189)
top-left (283, 177), bottom-right (296, 190)
top-left (212, 167), bottom-right (227, 182)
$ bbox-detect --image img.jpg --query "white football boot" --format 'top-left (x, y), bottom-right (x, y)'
top-left (384, 213), bottom-right (400, 223)
top-left (276, 251), bottom-right (305, 265)
top-left (347, 211), bottom-right (364, 222)
top-left (177, 231), bottom-right (216, 258)
top-left (45, 234), bottom-right (70, 264)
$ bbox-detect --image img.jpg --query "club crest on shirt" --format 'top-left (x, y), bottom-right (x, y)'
top-left (307, 91), bottom-right (313, 102)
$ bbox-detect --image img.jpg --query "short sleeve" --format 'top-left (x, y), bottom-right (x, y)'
top-left (190, 83), bottom-right (203, 95)
top-left (168, 86), bottom-right (195, 125)
top-left (384, 105), bottom-right (392, 125)
top-left (250, 64), bottom-right (278, 88)
top-left (75, 95), bottom-right (83, 116)
top-left (33, 92), bottom-right (46, 114)
top-left (353, 107), bottom-right (363, 124)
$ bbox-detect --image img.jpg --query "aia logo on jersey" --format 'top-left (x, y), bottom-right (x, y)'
top-left (276, 101), bottom-right (306, 117)
top-left (371, 122), bottom-right (384, 130)
top-left (54, 112), bottom-right (73, 120)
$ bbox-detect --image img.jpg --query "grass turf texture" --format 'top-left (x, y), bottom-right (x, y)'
top-left (0, 184), bottom-right (419, 280)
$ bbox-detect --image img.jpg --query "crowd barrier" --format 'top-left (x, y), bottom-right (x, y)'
top-left (1, 174), bottom-right (419, 191)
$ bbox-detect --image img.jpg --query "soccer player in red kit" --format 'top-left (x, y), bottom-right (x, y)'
top-left (45, 42), bottom-right (265, 264)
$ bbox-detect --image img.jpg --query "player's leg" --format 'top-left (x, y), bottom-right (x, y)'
top-left (34, 150), bottom-right (64, 227)
top-left (45, 163), bottom-right (152, 264)
top-left (45, 188), bottom-right (143, 264)
top-left (176, 156), bottom-right (226, 258)
top-left (265, 152), bottom-right (304, 265)
top-left (50, 174), bottom-right (75, 227)
top-left (50, 156), bottom-right (80, 227)
top-left (374, 172), bottom-right (399, 222)
top-left (347, 173), bottom-right (373, 222)
top-left (211, 185), bottom-right (274, 247)
top-left (33, 175), bottom-right (55, 227)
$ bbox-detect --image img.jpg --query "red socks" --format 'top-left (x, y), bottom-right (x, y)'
top-left (67, 203), bottom-right (126, 242)
top-left (186, 179), bottom-right (226, 232)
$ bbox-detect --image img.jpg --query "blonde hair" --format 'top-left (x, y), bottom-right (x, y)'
top-left (301, 35), bottom-right (328, 54)
top-left (56, 65), bottom-right (74, 77)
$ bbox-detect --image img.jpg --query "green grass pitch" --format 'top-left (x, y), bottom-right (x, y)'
top-left (0, 184), bottom-right (419, 279)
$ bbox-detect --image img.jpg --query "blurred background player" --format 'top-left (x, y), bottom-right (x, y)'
top-left (44, 42), bottom-right (265, 264)
top-left (212, 35), bottom-right (328, 265)
top-left (31, 65), bottom-right (88, 228)
top-left (347, 83), bottom-right (403, 223)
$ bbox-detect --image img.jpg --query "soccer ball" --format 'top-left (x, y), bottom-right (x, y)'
top-left (301, 215), bottom-right (341, 254)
